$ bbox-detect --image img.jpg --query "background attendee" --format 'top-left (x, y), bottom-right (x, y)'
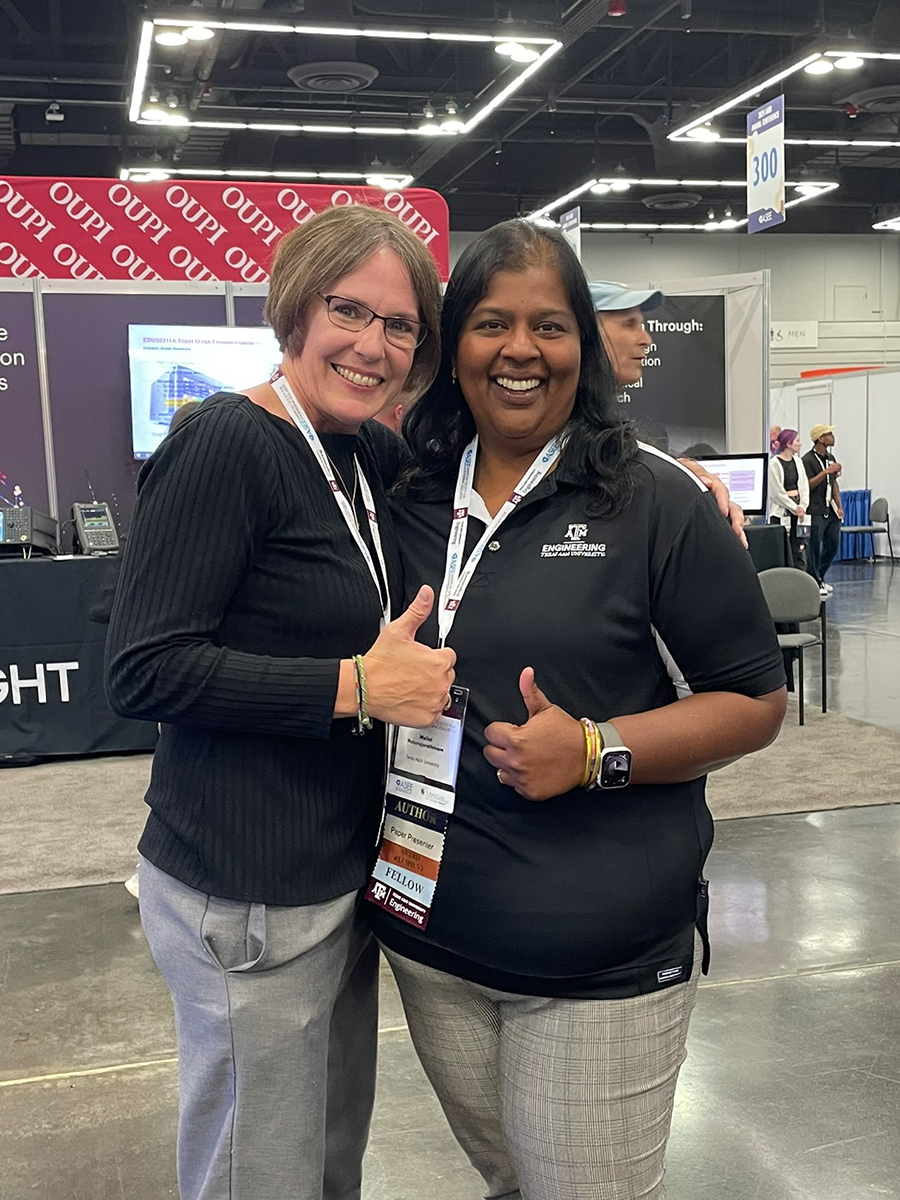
top-left (589, 278), bottom-right (660, 386)
top-left (371, 220), bottom-right (786, 1200)
top-left (803, 423), bottom-right (843, 597)
top-left (589, 278), bottom-right (746, 544)
top-left (374, 384), bottom-right (421, 435)
top-left (768, 428), bottom-right (809, 571)
top-left (106, 205), bottom-right (455, 1200)
top-left (770, 424), bottom-right (782, 455)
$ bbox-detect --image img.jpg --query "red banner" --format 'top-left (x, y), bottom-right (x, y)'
top-left (0, 177), bottom-right (450, 284)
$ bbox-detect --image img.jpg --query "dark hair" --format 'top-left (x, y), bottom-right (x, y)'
top-left (680, 441), bottom-right (718, 458)
top-left (400, 219), bottom-right (638, 516)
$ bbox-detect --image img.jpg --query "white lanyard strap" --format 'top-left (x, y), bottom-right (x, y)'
top-left (437, 434), bottom-right (562, 646)
top-left (272, 371), bottom-right (390, 623)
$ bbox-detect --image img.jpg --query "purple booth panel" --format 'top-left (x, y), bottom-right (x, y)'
top-left (41, 291), bottom-right (228, 537)
top-left (0, 288), bottom-right (50, 513)
top-left (233, 294), bottom-right (268, 330)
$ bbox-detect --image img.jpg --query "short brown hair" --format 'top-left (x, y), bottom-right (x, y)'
top-left (265, 205), bottom-right (442, 396)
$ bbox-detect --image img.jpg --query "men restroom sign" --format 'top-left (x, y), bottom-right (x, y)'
top-left (747, 95), bottom-right (785, 234)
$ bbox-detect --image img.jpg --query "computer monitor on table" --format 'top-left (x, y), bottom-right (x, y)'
top-left (693, 454), bottom-right (768, 517)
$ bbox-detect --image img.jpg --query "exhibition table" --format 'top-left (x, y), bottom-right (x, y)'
top-left (745, 523), bottom-right (791, 572)
top-left (0, 557), bottom-right (157, 763)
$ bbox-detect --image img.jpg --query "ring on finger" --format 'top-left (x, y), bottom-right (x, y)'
top-left (496, 768), bottom-right (505, 785)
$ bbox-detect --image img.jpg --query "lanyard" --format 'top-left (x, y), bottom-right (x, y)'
top-left (271, 371), bottom-right (390, 623)
top-left (814, 452), bottom-right (832, 504)
top-left (437, 434), bottom-right (562, 647)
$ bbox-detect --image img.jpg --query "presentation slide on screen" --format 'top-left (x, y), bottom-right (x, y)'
top-left (695, 455), bottom-right (767, 513)
top-left (128, 324), bottom-right (281, 459)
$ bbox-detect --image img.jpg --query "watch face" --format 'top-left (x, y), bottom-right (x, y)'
top-left (600, 749), bottom-right (632, 789)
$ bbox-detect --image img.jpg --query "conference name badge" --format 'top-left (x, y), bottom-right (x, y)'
top-left (365, 685), bottom-right (469, 931)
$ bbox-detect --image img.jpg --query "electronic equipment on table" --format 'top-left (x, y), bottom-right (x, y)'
top-left (72, 502), bottom-right (120, 555)
top-left (0, 506), bottom-right (58, 556)
top-left (693, 453), bottom-right (769, 517)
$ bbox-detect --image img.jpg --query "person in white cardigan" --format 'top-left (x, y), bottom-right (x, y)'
top-left (769, 428), bottom-right (810, 569)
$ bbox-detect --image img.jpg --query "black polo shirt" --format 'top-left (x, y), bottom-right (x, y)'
top-left (802, 447), bottom-right (836, 516)
top-left (369, 448), bottom-right (785, 998)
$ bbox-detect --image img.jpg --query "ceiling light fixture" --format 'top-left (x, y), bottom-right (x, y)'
top-left (528, 175), bottom-right (838, 223)
top-left (440, 99), bottom-right (466, 133)
top-left (608, 0), bottom-right (628, 16)
top-left (120, 165), bottom-right (414, 187)
top-left (669, 46), bottom-right (889, 143)
top-left (834, 54), bottom-right (864, 69)
top-left (44, 102), bottom-right (64, 123)
top-left (804, 58), bottom-right (835, 75)
top-left (495, 41), bottom-right (541, 62)
top-left (183, 25), bottom-right (216, 42)
top-left (685, 122), bottom-right (721, 141)
top-left (366, 173), bottom-right (414, 189)
top-left (133, 19), bottom-right (562, 140)
top-left (609, 166), bottom-right (631, 192)
top-left (154, 29), bottom-right (189, 47)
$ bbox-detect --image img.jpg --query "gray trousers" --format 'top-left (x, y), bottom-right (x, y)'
top-left (382, 942), bottom-right (701, 1200)
top-left (140, 858), bottom-right (379, 1200)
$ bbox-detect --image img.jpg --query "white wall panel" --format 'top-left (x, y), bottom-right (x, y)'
top-left (770, 384), bottom-right (798, 435)
top-left (829, 374), bottom-right (868, 493)
top-left (865, 370), bottom-right (900, 556)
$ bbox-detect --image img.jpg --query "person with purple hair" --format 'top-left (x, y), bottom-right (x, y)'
top-left (768, 428), bottom-right (809, 569)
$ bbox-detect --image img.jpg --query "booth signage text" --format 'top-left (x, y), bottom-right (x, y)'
top-left (0, 177), bottom-right (450, 282)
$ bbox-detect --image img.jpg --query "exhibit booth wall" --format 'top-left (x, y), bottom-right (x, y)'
top-left (1, 263), bottom-right (767, 528)
top-left (770, 367), bottom-right (899, 557)
top-left (1, 277), bottom-right (232, 528)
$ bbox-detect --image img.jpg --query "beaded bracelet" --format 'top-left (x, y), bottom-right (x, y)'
top-left (351, 654), bottom-right (373, 736)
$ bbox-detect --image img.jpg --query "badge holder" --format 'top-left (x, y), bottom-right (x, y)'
top-left (365, 685), bottom-right (469, 930)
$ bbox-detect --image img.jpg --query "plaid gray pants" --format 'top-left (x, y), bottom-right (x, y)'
top-left (382, 941), bottom-right (701, 1200)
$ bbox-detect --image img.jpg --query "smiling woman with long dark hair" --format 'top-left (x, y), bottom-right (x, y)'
top-left (368, 218), bottom-right (788, 1200)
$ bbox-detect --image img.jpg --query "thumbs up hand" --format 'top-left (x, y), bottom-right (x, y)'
top-left (483, 667), bottom-right (586, 801)
top-left (363, 585), bottom-right (457, 728)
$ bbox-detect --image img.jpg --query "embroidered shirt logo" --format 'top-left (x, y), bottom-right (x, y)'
top-left (541, 524), bottom-right (607, 559)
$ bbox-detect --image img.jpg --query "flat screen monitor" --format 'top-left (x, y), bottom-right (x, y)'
top-left (693, 453), bottom-right (769, 516)
top-left (128, 324), bottom-right (281, 460)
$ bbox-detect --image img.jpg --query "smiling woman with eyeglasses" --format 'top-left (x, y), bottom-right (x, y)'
top-left (105, 204), bottom-right (453, 1200)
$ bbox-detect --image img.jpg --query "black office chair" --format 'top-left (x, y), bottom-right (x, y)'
top-left (758, 568), bottom-right (827, 726)
top-left (842, 497), bottom-right (894, 561)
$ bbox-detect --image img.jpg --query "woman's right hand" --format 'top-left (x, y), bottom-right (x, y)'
top-left (796, 506), bottom-right (806, 520)
top-left (364, 585), bottom-right (456, 727)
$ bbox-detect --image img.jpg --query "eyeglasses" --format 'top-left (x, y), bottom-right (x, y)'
top-left (318, 293), bottom-right (430, 351)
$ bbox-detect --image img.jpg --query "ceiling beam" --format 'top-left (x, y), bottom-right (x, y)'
top-left (430, 0), bottom-right (684, 191)
top-left (0, 0), bottom-right (37, 45)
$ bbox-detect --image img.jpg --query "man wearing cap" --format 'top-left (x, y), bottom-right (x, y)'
top-left (589, 279), bottom-right (746, 542)
top-left (802, 424), bottom-right (843, 596)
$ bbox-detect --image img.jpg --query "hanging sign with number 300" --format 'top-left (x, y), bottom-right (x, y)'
top-left (747, 95), bottom-right (785, 235)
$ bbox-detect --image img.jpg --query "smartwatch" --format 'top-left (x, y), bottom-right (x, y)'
top-left (591, 722), bottom-right (633, 790)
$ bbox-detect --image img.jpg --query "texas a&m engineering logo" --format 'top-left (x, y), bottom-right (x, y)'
top-left (541, 523), bottom-right (607, 559)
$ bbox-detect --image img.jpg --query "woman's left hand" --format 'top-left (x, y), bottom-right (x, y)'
top-left (483, 668), bottom-right (585, 801)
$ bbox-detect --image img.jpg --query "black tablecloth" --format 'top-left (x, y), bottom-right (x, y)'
top-left (745, 523), bottom-right (791, 572)
top-left (0, 557), bottom-right (157, 763)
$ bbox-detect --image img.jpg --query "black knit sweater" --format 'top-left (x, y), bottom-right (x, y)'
top-left (105, 393), bottom-right (403, 904)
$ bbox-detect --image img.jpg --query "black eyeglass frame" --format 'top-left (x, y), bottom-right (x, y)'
top-left (317, 293), bottom-right (430, 350)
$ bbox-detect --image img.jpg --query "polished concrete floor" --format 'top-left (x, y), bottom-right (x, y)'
top-left (1, 561), bottom-right (898, 1200)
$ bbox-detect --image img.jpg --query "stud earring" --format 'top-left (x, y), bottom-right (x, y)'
top-left (451, 366), bottom-right (457, 383)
